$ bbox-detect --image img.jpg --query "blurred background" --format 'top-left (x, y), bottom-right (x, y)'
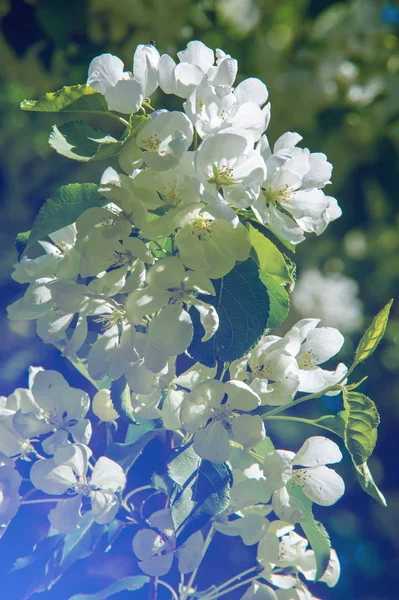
top-left (0, 0), bottom-right (398, 598)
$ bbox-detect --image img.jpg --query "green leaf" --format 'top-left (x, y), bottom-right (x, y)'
top-left (342, 390), bottom-right (379, 466)
top-left (188, 258), bottom-right (270, 366)
top-left (21, 84), bottom-right (108, 113)
top-left (354, 300), bottom-right (393, 364)
top-left (287, 483), bottom-right (331, 580)
top-left (168, 444), bottom-right (201, 489)
top-left (15, 230), bottom-right (31, 260)
top-left (171, 458), bottom-right (232, 546)
top-left (247, 223), bottom-right (292, 328)
top-left (105, 429), bottom-right (158, 473)
top-left (49, 122), bottom-right (121, 162)
top-left (253, 436), bottom-right (275, 458)
top-left (23, 513), bottom-right (106, 598)
top-left (355, 461), bottom-right (387, 507)
top-left (10, 530), bottom-right (64, 573)
top-left (110, 377), bottom-right (137, 424)
top-left (68, 576), bottom-right (150, 600)
top-left (121, 113), bottom-right (152, 142)
top-left (247, 218), bottom-right (296, 253)
top-left (27, 183), bottom-right (106, 249)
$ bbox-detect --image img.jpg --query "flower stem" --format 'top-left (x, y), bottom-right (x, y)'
top-left (181, 525), bottom-right (215, 600)
top-left (198, 566), bottom-right (259, 599)
top-left (199, 574), bottom-right (260, 600)
top-left (158, 579), bottom-right (179, 600)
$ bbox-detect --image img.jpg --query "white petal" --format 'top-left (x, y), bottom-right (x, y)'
top-left (138, 552), bottom-right (174, 576)
top-left (263, 450), bottom-right (294, 492)
top-left (91, 490), bottom-right (119, 524)
top-left (30, 458), bottom-right (75, 495)
top-left (231, 414), bottom-right (265, 449)
top-left (105, 79), bottom-right (143, 114)
top-left (53, 444), bottom-right (92, 477)
top-left (225, 380), bottom-right (260, 411)
top-left (234, 78), bottom-right (268, 106)
top-left (297, 327), bottom-right (344, 366)
top-left (148, 304), bottom-right (193, 356)
top-left (241, 582), bottom-right (278, 600)
top-left (191, 299), bottom-right (219, 342)
top-left (295, 466), bottom-right (345, 506)
top-left (293, 437), bottom-right (342, 467)
top-left (90, 456), bottom-right (126, 492)
top-left (48, 495), bottom-right (83, 533)
top-left (272, 487), bottom-right (303, 523)
top-left (87, 54), bottom-right (124, 93)
top-left (193, 421), bottom-right (230, 463)
top-left (177, 531), bottom-right (204, 573)
top-left (162, 389), bottom-right (185, 430)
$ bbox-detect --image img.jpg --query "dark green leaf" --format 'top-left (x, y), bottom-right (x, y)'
top-left (287, 483), bottom-right (331, 580)
top-left (21, 85), bottom-right (108, 113)
top-left (188, 258), bottom-right (270, 366)
top-left (172, 459), bottom-right (232, 546)
top-left (10, 530), bottom-right (64, 573)
top-left (68, 576), bottom-right (150, 600)
top-left (247, 223), bottom-right (292, 329)
top-left (168, 444), bottom-right (201, 489)
top-left (24, 513), bottom-right (106, 598)
top-left (27, 183), bottom-right (106, 249)
top-left (49, 122), bottom-right (121, 162)
top-left (15, 230), bottom-right (31, 260)
top-left (354, 300), bottom-right (393, 365)
top-left (106, 430), bottom-right (158, 473)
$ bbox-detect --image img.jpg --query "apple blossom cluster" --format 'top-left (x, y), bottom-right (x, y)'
top-left (2, 39), bottom-right (387, 600)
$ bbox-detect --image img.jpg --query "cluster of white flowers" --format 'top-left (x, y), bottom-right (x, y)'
top-left (3, 40), bottom-right (351, 599)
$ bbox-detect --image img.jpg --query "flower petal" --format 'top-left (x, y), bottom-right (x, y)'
top-left (295, 466), bottom-right (345, 506)
top-left (293, 437), bottom-right (342, 467)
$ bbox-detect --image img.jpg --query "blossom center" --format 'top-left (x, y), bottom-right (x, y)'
top-left (191, 218), bottom-right (215, 241)
top-left (142, 135), bottom-right (161, 152)
top-left (263, 185), bottom-right (294, 207)
top-left (207, 164), bottom-right (235, 187)
top-left (161, 183), bottom-right (183, 207)
top-left (297, 350), bottom-right (317, 369)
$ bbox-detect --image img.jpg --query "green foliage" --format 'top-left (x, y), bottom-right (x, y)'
top-left (169, 445), bottom-right (232, 545)
top-left (105, 429), bottom-right (158, 473)
top-left (26, 183), bottom-right (105, 249)
top-left (188, 258), bottom-right (270, 366)
top-left (287, 483), bottom-right (331, 580)
top-left (15, 230), bottom-right (31, 260)
top-left (354, 299), bottom-right (394, 365)
top-left (110, 377), bottom-right (137, 424)
top-left (68, 576), bottom-right (150, 600)
top-left (355, 461), bottom-right (387, 507)
top-left (12, 514), bottom-right (106, 598)
top-left (247, 223), bottom-right (292, 328)
top-left (21, 85), bottom-right (108, 113)
top-left (342, 390), bottom-right (379, 466)
top-left (49, 122), bottom-right (121, 162)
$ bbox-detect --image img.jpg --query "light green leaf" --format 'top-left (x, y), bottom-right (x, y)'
top-left (287, 483), bottom-right (331, 580)
top-left (188, 258), bottom-right (270, 366)
top-left (247, 223), bottom-right (292, 329)
top-left (354, 300), bottom-right (393, 364)
top-left (49, 122), bottom-right (121, 162)
top-left (26, 183), bottom-right (106, 249)
top-left (68, 576), bottom-right (150, 600)
top-left (253, 436), bottom-right (275, 458)
top-left (247, 218), bottom-right (296, 254)
top-left (342, 390), bottom-right (379, 466)
top-left (121, 113), bottom-right (152, 142)
top-left (110, 377), bottom-right (137, 424)
top-left (355, 461), bottom-right (387, 507)
top-left (21, 84), bottom-right (108, 113)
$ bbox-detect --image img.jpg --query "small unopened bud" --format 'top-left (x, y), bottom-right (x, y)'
top-left (93, 389), bottom-right (119, 422)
